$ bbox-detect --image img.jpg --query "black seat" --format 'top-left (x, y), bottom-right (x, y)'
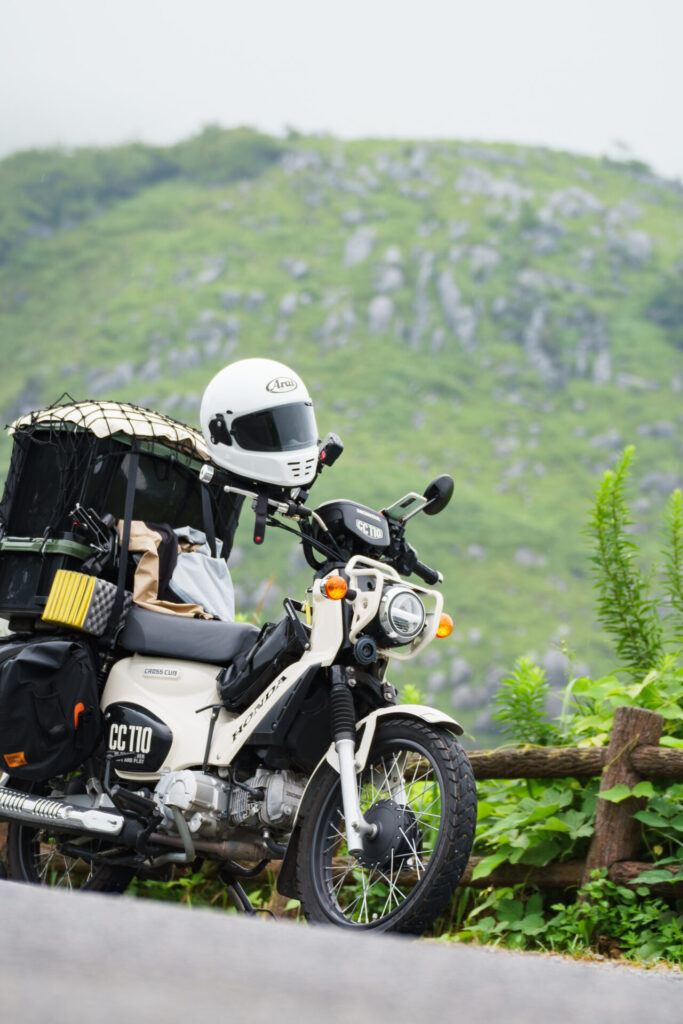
top-left (119, 607), bottom-right (259, 667)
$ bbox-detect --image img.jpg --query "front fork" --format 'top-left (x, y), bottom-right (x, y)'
top-left (330, 667), bottom-right (377, 857)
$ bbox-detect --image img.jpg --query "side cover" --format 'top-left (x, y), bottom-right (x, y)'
top-left (101, 654), bottom-right (235, 780)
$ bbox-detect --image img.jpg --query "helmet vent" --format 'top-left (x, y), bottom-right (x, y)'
top-left (287, 456), bottom-right (317, 482)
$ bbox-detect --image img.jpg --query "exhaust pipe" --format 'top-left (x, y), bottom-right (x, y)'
top-left (148, 832), bottom-right (271, 862)
top-left (0, 784), bottom-right (125, 837)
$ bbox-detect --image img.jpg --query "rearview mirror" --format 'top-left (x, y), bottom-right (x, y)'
top-left (423, 475), bottom-right (454, 516)
top-left (318, 432), bottom-right (344, 469)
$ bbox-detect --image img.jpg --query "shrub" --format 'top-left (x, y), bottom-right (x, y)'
top-left (492, 656), bottom-right (559, 746)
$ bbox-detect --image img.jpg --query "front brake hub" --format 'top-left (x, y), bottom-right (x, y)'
top-left (354, 798), bottom-right (421, 871)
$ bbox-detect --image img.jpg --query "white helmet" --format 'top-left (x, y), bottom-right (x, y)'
top-left (200, 358), bottom-right (320, 488)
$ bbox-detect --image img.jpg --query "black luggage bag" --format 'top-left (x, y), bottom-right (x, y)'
top-left (0, 636), bottom-right (101, 782)
top-left (218, 615), bottom-right (307, 712)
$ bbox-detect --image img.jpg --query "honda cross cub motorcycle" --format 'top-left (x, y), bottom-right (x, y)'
top-left (0, 367), bottom-right (476, 934)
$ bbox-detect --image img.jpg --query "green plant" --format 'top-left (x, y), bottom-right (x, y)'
top-left (663, 489), bottom-right (683, 640)
top-left (472, 777), bottom-right (597, 881)
top-left (567, 656), bottom-right (683, 742)
top-left (586, 446), bottom-right (663, 676)
top-left (492, 656), bottom-right (559, 745)
top-left (437, 873), bottom-right (683, 964)
top-left (129, 864), bottom-right (279, 913)
top-left (544, 872), bottom-right (683, 962)
top-left (456, 889), bottom-right (547, 949)
top-left (128, 867), bottom-right (236, 908)
top-left (173, 125), bottom-right (285, 184)
top-left (399, 682), bottom-right (427, 705)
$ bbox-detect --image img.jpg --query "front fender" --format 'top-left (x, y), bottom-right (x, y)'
top-left (275, 703), bottom-right (463, 899)
top-left (328, 704), bottom-right (463, 774)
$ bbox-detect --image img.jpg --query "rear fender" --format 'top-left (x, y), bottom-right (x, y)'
top-left (276, 703), bottom-right (463, 898)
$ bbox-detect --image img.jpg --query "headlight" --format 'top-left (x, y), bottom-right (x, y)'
top-left (379, 586), bottom-right (426, 643)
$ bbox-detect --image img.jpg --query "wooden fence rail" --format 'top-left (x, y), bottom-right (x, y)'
top-left (467, 744), bottom-right (683, 780)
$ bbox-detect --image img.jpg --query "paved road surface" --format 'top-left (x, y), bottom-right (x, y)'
top-left (1, 881), bottom-right (680, 1024)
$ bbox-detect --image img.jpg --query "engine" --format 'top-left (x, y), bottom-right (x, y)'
top-left (153, 769), bottom-right (306, 839)
top-left (227, 769), bottom-right (307, 829)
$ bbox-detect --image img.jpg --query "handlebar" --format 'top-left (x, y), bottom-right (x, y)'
top-left (222, 481), bottom-right (444, 585)
top-left (412, 559), bottom-right (442, 586)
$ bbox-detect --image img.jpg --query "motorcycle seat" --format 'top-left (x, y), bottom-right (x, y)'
top-left (119, 606), bottom-right (259, 667)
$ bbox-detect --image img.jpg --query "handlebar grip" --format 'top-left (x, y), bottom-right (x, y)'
top-left (413, 560), bottom-right (442, 585)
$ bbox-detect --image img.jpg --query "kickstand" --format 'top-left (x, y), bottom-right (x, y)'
top-left (223, 874), bottom-right (277, 919)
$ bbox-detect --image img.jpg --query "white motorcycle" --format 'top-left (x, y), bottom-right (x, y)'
top-left (0, 400), bottom-right (476, 933)
top-left (0, 378), bottom-right (479, 937)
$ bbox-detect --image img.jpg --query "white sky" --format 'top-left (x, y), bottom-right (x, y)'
top-left (1, 0), bottom-right (682, 178)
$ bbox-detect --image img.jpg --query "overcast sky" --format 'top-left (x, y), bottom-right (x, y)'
top-left (1, 0), bottom-right (682, 179)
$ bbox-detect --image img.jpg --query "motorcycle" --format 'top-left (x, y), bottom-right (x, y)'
top-left (0, 404), bottom-right (476, 933)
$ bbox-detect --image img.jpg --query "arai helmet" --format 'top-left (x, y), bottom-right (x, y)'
top-left (200, 358), bottom-right (319, 488)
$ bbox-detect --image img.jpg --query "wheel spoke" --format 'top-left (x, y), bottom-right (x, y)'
top-left (322, 822), bottom-right (347, 857)
top-left (37, 840), bottom-right (59, 883)
top-left (331, 865), bottom-right (356, 898)
top-left (399, 827), bottom-right (426, 877)
top-left (412, 791), bottom-right (442, 816)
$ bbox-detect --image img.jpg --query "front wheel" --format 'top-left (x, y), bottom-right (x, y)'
top-left (295, 717), bottom-right (477, 933)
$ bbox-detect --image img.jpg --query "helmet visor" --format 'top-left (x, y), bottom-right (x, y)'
top-left (231, 402), bottom-right (318, 453)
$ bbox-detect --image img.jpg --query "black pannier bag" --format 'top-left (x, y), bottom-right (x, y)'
top-left (219, 615), bottom-right (307, 712)
top-left (0, 636), bottom-right (101, 781)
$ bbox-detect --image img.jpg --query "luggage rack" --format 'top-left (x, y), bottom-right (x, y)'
top-left (0, 396), bottom-right (243, 623)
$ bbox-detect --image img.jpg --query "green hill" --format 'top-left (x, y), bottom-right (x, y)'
top-left (0, 127), bottom-right (681, 737)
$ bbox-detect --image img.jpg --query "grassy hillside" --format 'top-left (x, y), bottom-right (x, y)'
top-left (0, 128), bottom-right (681, 737)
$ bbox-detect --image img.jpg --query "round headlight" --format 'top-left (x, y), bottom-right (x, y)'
top-left (379, 586), bottom-right (426, 643)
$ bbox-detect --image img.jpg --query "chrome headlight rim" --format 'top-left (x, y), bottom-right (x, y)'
top-left (378, 585), bottom-right (426, 643)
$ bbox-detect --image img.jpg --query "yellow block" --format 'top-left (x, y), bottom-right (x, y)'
top-left (43, 570), bottom-right (96, 629)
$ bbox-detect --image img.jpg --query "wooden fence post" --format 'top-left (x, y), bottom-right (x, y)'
top-left (582, 705), bottom-right (663, 886)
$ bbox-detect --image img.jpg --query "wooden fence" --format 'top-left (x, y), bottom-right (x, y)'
top-left (461, 705), bottom-right (683, 897)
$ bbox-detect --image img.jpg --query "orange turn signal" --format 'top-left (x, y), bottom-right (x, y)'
top-left (324, 575), bottom-right (348, 600)
top-left (436, 613), bottom-right (454, 639)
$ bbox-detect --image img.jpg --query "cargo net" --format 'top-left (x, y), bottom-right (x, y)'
top-left (7, 394), bottom-right (209, 461)
top-left (0, 395), bottom-right (212, 540)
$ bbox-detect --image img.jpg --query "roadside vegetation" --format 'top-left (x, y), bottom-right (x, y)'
top-left (432, 449), bottom-right (683, 964)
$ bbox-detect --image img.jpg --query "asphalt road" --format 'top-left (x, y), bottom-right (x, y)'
top-left (1, 881), bottom-right (680, 1024)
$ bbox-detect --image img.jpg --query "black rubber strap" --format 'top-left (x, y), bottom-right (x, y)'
top-left (253, 492), bottom-right (268, 545)
top-left (108, 445), bottom-right (139, 644)
top-left (201, 483), bottom-right (217, 558)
